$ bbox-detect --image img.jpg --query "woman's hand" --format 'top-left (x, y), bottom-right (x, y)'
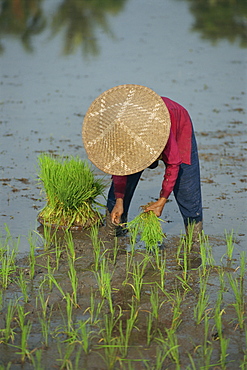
top-left (111, 198), bottom-right (124, 224)
top-left (144, 197), bottom-right (167, 217)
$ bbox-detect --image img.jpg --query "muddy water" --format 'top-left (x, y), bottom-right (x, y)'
top-left (0, 227), bottom-right (246, 369)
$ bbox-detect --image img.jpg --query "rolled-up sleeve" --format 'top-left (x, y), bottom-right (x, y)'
top-left (160, 131), bottom-right (182, 199)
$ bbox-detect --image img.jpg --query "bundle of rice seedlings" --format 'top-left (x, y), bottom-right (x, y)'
top-left (37, 154), bottom-right (105, 228)
top-left (126, 207), bottom-right (165, 251)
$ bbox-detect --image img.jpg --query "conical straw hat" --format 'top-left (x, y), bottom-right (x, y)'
top-left (82, 84), bottom-right (171, 176)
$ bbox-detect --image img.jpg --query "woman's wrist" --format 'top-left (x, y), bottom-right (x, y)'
top-left (158, 197), bottom-right (167, 205)
top-left (115, 198), bottom-right (123, 205)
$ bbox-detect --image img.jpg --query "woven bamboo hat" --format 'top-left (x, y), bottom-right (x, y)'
top-left (82, 84), bottom-right (171, 176)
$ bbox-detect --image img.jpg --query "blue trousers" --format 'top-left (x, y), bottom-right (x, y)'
top-left (107, 130), bottom-right (203, 227)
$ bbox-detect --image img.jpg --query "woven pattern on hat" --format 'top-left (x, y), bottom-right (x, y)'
top-left (82, 84), bottom-right (171, 176)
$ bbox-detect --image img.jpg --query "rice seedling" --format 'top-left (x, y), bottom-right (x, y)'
top-left (56, 341), bottom-right (75, 370)
top-left (77, 319), bottom-right (91, 354)
top-left (0, 363), bottom-right (11, 370)
top-left (224, 229), bottom-right (235, 261)
top-left (16, 269), bottom-right (29, 303)
top-left (68, 267), bottom-right (78, 308)
top-left (90, 225), bottom-right (105, 271)
top-left (184, 222), bottom-right (195, 254)
top-left (199, 236), bottom-right (207, 275)
top-left (118, 297), bottom-right (139, 357)
top-left (100, 309), bottom-right (121, 346)
top-left (36, 288), bottom-right (52, 347)
top-left (146, 286), bottom-right (163, 346)
top-left (98, 314), bottom-right (122, 370)
top-left (0, 244), bottom-right (18, 289)
top-left (55, 297), bottom-right (78, 345)
top-left (54, 236), bottom-right (62, 270)
top-left (94, 257), bottom-right (113, 302)
top-left (153, 343), bottom-right (178, 370)
top-left (98, 337), bottom-right (121, 370)
top-left (0, 300), bottom-right (16, 343)
top-left (37, 223), bottom-right (58, 252)
top-left (218, 336), bottom-right (230, 370)
top-left (156, 328), bottom-right (180, 370)
top-left (45, 255), bottom-right (56, 291)
top-left (74, 345), bottom-right (83, 370)
top-left (154, 251), bottom-right (167, 293)
top-left (84, 289), bottom-right (104, 325)
top-left (197, 236), bottom-right (214, 279)
top-left (214, 293), bottom-right (230, 369)
top-left (165, 328), bottom-right (180, 370)
top-left (205, 239), bottom-right (215, 268)
top-left (86, 292), bottom-right (96, 325)
top-left (189, 310), bottom-right (213, 369)
top-left (37, 154), bottom-right (105, 228)
top-left (1, 224), bottom-right (20, 254)
top-left (65, 292), bottom-right (74, 334)
top-left (194, 270), bottom-right (210, 325)
top-left (153, 246), bottom-right (165, 270)
top-left (240, 250), bottom-right (246, 276)
top-left (176, 236), bottom-right (191, 284)
top-left (150, 285), bottom-right (160, 320)
top-left (127, 215), bottom-right (140, 251)
top-left (176, 232), bottom-right (184, 263)
top-left (18, 320), bottom-right (33, 363)
top-left (170, 289), bottom-right (183, 331)
top-left (126, 261), bottom-right (145, 301)
top-left (200, 311), bottom-right (213, 369)
top-left (47, 273), bottom-right (66, 300)
top-left (65, 230), bottom-right (76, 263)
top-left (118, 358), bottom-right (150, 369)
top-left (30, 349), bottom-right (44, 370)
top-left (227, 270), bottom-right (245, 329)
top-left (66, 248), bottom-right (79, 307)
top-left (127, 209), bottom-right (165, 251)
top-left (15, 304), bottom-right (32, 363)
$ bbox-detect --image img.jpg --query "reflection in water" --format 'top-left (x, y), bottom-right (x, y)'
top-left (50, 0), bottom-right (126, 57)
top-left (0, 0), bottom-right (126, 57)
top-left (0, 0), bottom-right (46, 53)
top-left (0, 0), bottom-right (246, 57)
top-left (185, 0), bottom-right (247, 47)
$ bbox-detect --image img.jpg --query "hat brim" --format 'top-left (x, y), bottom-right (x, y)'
top-left (82, 84), bottom-right (171, 176)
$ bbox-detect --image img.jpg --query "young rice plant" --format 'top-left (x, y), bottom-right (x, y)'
top-left (37, 154), bottom-right (105, 228)
top-left (127, 209), bottom-right (165, 251)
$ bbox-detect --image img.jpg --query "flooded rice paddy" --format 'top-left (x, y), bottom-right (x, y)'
top-left (0, 0), bottom-right (246, 368)
top-left (0, 226), bottom-right (246, 369)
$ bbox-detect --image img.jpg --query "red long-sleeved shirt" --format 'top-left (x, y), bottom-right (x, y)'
top-left (112, 97), bottom-right (192, 199)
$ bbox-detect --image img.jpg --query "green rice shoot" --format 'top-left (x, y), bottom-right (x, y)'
top-left (127, 209), bottom-right (165, 251)
top-left (37, 154), bottom-right (105, 228)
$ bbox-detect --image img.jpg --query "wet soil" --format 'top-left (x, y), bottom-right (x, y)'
top-left (0, 224), bottom-right (246, 369)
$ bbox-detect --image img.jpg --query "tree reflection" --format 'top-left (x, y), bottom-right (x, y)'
top-left (50, 0), bottom-right (126, 57)
top-left (184, 0), bottom-right (247, 47)
top-left (0, 0), bottom-right (246, 56)
top-left (0, 0), bottom-right (46, 53)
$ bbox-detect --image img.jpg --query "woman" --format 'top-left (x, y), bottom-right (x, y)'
top-left (82, 84), bottom-right (203, 251)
